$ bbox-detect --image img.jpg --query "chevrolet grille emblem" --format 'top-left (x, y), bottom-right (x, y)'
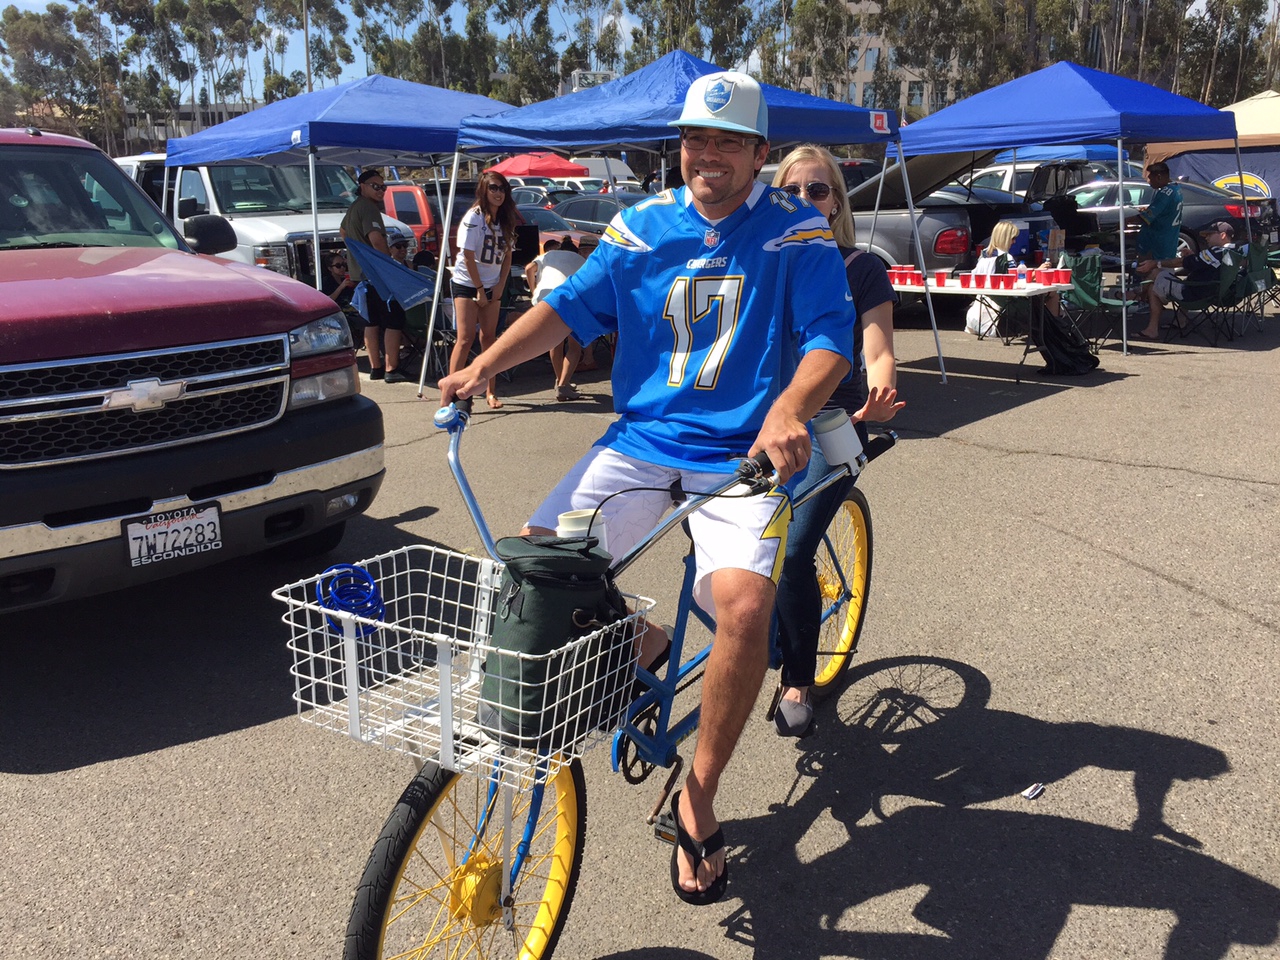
top-left (104, 378), bottom-right (186, 413)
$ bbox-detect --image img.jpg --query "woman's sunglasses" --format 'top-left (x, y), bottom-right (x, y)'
top-left (781, 181), bottom-right (832, 202)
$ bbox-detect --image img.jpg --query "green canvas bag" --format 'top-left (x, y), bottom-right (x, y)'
top-left (477, 535), bottom-right (631, 749)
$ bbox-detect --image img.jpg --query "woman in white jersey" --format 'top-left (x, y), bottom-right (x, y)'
top-left (450, 171), bottom-right (516, 408)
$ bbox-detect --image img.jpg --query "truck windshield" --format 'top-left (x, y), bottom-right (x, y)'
top-left (0, 144), bottom-right (183, 251)
top-left (206, 164), bottom-right (357, 214)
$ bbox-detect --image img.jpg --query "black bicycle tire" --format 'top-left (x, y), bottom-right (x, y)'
top-left (345, 758), bottom-right (587, 960)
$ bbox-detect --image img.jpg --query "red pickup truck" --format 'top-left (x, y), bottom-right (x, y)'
top-left (0, 128), bottom-right (385, 612)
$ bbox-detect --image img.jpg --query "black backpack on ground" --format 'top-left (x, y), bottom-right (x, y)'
top-left (1031, 312), bottom-right (1100, 376)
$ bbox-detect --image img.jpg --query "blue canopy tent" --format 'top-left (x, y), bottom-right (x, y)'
top-left (432, 51), bottom-right (949, 387)
top-left (993, 145), bottom-right (1130, 163)
top-left (899, 62), bottom-right (1240, 352)
top-left (165, 75), bottom-right (512, 293)
top-left (168, 74), bottom-right (513, 167)
top-left (457, 50), bottom-right (898, 154)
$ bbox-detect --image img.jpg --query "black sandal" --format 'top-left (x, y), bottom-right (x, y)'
top-left (669, 790), bottom-right (728, 905)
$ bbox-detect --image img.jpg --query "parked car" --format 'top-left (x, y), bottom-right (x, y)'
top-left (847, 156), bottom-right (1056, 273)
top-left (554, 177), bottom-right (606, 194)
top-left (1023, 158), bottom-right (1146, 203)
top-left (1065, 178), bottom-right (1280, 256)
top-left (568, 157), bottom-right (639, 182)
top-left (383, 181), bottom-right (439, 254)
top-left (516, 204), bottom-right (599, 254)
top-left (2, 128), bottom-right (384, 612)
top-left (758, 157), bottom-right (880, 192)
top-left (113, 153), bottom-right (413, 284)
top-left (552, 192), bottom-right (647, 234)
top-left (511, 185), bottom-right (578, 208)
top-left (960, 162), bottom-right (1040, 196)
top-left (506, 176), bottom-right (558, 188)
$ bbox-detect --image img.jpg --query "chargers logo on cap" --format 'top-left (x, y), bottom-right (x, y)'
top-left (704, 79), bottom-right (734, 113)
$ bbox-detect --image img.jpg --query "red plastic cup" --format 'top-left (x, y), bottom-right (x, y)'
top-left (959, 273), bottom-right (972, 289)
top-left (913, 270), bottom-right (924, 285)
top-left (974, 273), bottom-right (987, 289)
top-left (1002, 274), bottom-right (1016, 290)
top-left (935, 270), bottom-right (948, 287)
top-left (1058, 268), bottom-right (1072, 284)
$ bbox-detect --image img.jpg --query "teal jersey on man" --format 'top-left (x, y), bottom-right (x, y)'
top-left (544, 183), bottom-right (855, 473)
top-left (1138, 183), bottom-right (1183, 260)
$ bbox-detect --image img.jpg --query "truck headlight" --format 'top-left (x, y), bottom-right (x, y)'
top-left (290, 313), bottom-right (353, 358)
top-left (253, 243), bottom-right (292, 274)
top-left (290, 365), bottom-right (360, 409)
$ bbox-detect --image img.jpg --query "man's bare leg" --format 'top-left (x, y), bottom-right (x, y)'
top-left (676, 567), bottom-right (774, 896)
top-left (1143, 281), bottom-right (1163, 337)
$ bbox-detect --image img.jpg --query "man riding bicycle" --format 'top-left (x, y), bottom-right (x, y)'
top-left (439, 71), bottom-right (855, 905)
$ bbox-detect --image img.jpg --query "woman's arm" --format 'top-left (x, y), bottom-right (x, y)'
top-left (854, 300), bottom-right (905, 423)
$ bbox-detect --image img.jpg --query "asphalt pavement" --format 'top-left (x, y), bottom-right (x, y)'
top-left (3, 304), bottom-right (1279, 959)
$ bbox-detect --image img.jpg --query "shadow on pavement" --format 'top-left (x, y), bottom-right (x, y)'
top-left (0, 513), bottom-right (443, 774)
top-left (723, 656), bottom-right (1280, 959)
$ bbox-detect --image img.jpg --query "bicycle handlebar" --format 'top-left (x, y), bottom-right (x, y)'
top-left (432, 403), bottom-right (898, 569)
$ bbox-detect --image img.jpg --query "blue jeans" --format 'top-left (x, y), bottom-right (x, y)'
top-left (774, 422), bottom-right (868, 688)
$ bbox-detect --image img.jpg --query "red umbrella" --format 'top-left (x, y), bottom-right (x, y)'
top-left (486, 153), bottom-right (589, 177)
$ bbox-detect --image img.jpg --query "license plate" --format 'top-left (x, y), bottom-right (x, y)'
top-left (124, 503), bottom-right (223, 568)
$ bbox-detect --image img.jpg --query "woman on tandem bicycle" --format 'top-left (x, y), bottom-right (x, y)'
top-left (279, 74), bottom-right (894, 960)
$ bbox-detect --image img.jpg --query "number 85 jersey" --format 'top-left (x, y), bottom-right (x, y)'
top-left (544, 182), bottom-right (856, 473)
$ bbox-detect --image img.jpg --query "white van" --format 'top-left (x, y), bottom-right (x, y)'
top-left (113, 153), bottom-right (413, 284)
top-left (569, 156), bottom-right (639, 184)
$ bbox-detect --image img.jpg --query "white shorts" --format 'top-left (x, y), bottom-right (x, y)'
top-left (527, 446), bottom-right (792, 616)
top-left (1153, 270), bottom-right (1185, 302)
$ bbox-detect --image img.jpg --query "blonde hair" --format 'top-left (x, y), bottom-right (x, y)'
top-left (985, 220), bottom-right (1019, 257)
top-left (772, 144), bottom-right (856, 248)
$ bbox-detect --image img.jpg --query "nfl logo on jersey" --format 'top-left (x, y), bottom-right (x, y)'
top-left (704, 228), bottom-right (720, 247)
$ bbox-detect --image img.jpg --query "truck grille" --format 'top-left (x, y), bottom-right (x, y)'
top-left (0, 337), bottom-right (290, 468)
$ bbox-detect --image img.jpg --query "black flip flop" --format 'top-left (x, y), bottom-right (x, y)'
top-left (669, 790), bottom-right (728, 905)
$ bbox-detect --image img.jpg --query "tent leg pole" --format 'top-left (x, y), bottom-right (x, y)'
top-left (418, 151), bottom-right (461, 397)
top-left (310, 149), bottom-right (322, 291)
top-left (897, 141), bottom-right (946, 383)
top-left (1118, 139), bottom-right (1128, 356)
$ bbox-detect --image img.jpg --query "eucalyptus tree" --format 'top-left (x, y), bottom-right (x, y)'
top-left (0, 3), bottom-right (94, 133)
top-left (492, 0), bottom-right (559, 103)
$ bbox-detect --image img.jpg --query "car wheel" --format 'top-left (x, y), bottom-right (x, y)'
top-left (1177, 230), bottom-right (1197, 258)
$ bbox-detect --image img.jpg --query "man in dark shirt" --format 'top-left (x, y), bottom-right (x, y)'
top-left (340, 169), bottom-right (408, 382)
top-left (1136, 221), bottom-right (1236, 336)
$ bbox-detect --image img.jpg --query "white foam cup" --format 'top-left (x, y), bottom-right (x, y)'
top-left (811, 409), bottom-right (865, 473)
top-left (555, 509), bottom-right (608, 551)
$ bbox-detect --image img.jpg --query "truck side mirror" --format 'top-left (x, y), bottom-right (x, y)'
top-left (177, 196), bottom-right (204, 219)
top-left (184, 214), bottom-right (238, 256)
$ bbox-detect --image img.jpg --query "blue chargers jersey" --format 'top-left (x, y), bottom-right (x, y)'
top-left (544, 182), bottom-right (855, 473)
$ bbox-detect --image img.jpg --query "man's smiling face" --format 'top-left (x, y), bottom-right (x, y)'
top-left (680, 127), bottom-right (769, 221)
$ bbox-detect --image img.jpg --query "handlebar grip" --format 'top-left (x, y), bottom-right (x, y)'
top-left (433, 400), bottom-right (472, 430)
top-left (735, 451), bottom-right (780, 490)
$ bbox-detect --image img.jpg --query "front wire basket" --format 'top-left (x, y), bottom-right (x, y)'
top-left (273, 543), bottom-right (655, 789)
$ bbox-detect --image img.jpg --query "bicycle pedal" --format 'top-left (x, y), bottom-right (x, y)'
top-left (653, 811), bottom-right (677, 845)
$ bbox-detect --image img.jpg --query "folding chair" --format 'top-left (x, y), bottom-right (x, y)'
top-left (1240, 242), bottom-right (1276, 331)
top-left (1059, 253), bottom-right (1126, 351)
top-left (1169, 259), bottom-right (1239, 347)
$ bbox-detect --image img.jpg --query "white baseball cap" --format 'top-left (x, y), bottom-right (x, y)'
top-left (670, 71), bottom-right (768, 139)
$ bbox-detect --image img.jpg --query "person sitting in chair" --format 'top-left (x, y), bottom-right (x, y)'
top-left (1135, 221), bottom-right (1236, 339)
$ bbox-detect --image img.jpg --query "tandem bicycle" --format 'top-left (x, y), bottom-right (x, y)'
top-left (273, 403), bottom-right (894, 960)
